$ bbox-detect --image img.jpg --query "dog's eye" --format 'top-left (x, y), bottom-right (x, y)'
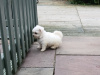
top-left (34, 32), bottom-right (37, 34)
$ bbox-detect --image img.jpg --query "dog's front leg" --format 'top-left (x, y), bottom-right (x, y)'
top-left (37, 43), bottom-right (42, 49)
top-left (41, 44), bottom-right (47, 52)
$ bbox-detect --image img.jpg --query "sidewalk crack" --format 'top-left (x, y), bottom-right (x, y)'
top-left (75, 6), bottom-right (85, 33)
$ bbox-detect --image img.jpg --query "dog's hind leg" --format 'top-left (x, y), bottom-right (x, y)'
top-left (51, 45), bottom-right (58, 49)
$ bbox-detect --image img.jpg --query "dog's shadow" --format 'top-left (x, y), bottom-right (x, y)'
top-left (33, 42), bottom-right (57, 52)
top-left (37, 47), bottom-right (57, 52)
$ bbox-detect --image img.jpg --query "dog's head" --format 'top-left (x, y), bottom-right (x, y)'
top-left (32, 25), bottom-right (44, 39)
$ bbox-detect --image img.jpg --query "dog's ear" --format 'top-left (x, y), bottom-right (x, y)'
top-left (39, 29), bottom-right (41, 32)
top-left (39, 27), bottom-right (44, 32)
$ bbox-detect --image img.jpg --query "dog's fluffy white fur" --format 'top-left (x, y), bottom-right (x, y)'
top-left (32, 25), bottom-right (63, 51)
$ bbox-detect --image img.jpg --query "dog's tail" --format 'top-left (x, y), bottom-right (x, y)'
top-left (53, 31), bottom-right (63, 39)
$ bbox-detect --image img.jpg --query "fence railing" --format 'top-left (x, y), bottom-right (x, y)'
top-left (0, 0), bottom-right (38, 75)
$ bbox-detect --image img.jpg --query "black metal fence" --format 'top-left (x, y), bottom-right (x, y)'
top-left (0, 0), bottom-right (38, 75)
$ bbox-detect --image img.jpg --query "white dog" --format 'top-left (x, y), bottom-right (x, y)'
top-left (32, 25), bottom-right (63, 51)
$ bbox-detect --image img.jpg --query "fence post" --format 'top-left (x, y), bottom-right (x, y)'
top-left (6, 0), bottom-right (17, 73)
top-left (30, 0), bottom-right (34, 43)
top-left (0, 0), bottom-right (12, 75)
top-left (0, 53), bottom-right (3, 75)
top-left (22, 0), bottom-right (29, 52)
top-left (31, 0), bottom-right (36, 27)
top-left (33, 0), bottom-right (38, 26)
top-left (12, 0), bottom-right (22, 66)
top-left (17, 0), bottom-right (26, 59)
top-left (26, 0), bottom-right (31, 48)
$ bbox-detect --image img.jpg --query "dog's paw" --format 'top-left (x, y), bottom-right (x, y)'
top-left (51, 46), bottom-right (57, 49)
top-left (37, 46), bottom-right (41, 49)
top-left (41, 49), bottom-right (45, 52)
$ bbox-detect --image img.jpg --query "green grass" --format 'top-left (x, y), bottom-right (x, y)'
top-left (69, 0), bottom-right (100, 5)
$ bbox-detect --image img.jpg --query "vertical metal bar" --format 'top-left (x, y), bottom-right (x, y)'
top-left (0, 53), bottom-right (3, 75)
top-left (29, 0), bottom-right (33, 44)
top-left (31, 0), bottom-right (35, 42)
top-left (6, 0), bottom-right (17, 73)
top-left (31, 0), bottom-right (35, 27)
top-left (25, 0), bottom-right (29, 49)
top-left (33, 0), bottom-right (38, 25)
top-left (12, 0), bottom-right (22, 65)
top-left (29, 0), bottom-right (34, 43)
top-left (29, 0), bottom-right (33, 28)
top-left (0, 0), bottom-right (12, 75)
top-left (26, 0), bottom-right (31, 48)
top-left (17, 0), bottom-right (26, 58)
top-left (33, 0), bottom-right (36, 26)
top-left (22, 0), bottom-right (29, 52)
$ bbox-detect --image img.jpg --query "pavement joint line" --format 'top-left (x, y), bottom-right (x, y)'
top-left (53, 68), bottom-right (55, 75)
top-left (53, 50), bottom-right (57, 75)
top-left (39, 20), bottom-right (81, 22)
top-left (75, 5), bottom-right (85, 33)
top-left (38, 4), bottom-right (67, 6)
top-left (56, 54), bottom-right (100, 56)
top-left (21, 67), bottom-right (54, 68)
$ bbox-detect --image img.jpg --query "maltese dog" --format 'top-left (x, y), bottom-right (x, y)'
top-left (32, 25), bottom-right (63, 51)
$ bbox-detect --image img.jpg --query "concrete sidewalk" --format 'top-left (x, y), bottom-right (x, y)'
top-left (16, 37), bottom-right (100, 75)
top-left (15, 0), bottom-right (100, 75)
top-left (37, 0), bottom-right (100, 36)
